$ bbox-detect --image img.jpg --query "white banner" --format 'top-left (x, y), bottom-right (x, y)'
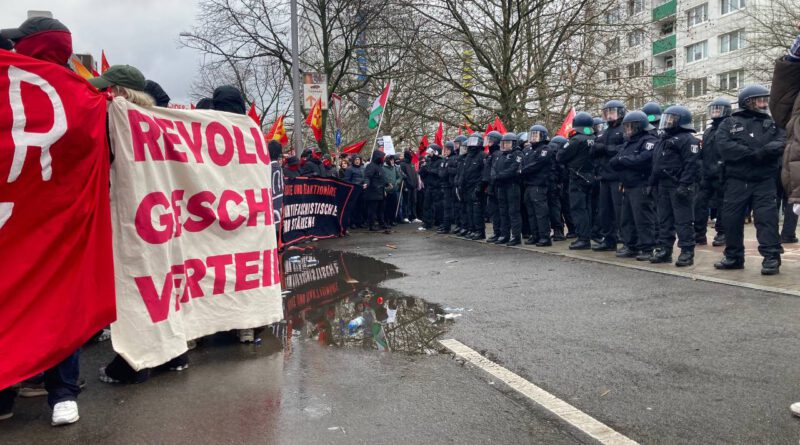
top-left (108, 98), bottom-right (282, 369)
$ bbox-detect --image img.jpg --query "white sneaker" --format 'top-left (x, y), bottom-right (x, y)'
top-left (417, 227), bottom-right (427, 231)
top-left (238, 329), bottom-right (255, 343)
top-left (402, 218), bottom-right (410, 223)
top-left (412, 219), bottom-right (422, 223)
top-left (791, 402), bottom-right (800, 417)
top-left (51, 401), bottom-right (79, 426)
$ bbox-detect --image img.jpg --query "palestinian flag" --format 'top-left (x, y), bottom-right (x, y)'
top-left (368, 81), bottom-right (392, 129)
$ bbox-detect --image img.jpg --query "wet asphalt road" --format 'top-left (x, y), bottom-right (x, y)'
top-left (3, 224), bottom-right (800, 444)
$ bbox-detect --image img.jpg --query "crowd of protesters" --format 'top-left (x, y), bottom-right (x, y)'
top-left (2, 11), bottom-right (800, 426)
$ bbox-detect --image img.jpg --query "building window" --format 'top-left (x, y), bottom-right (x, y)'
top-left (685, 78), bottom-right (708, 98)
top-left (628, 96), bottom-right (646, 109)
top-left (719, 29), bottom-right (746, 53)
top-left (605, 68), bottom-right (620, 84)
top-left (721, 0), bottom-right (745, 15)
top-left (627, 0), bottom-right (644, 16)
top-left (661, 21), bottom-right (675, 36)
top-left (664, 55), bottom-right (675, 69)
top-left (693, 113), bottom-right (708, 131)
top-left (657, 86), bottom-right (676, 105)
top-left (686, 41), bottom-right (708, 63)
top-left (605, 7), bottom-right (622, 24)
top-left (627, 29), bottom-right (645, 47)
top-left (718, 69), bottom-right (744, 91)
top-left (606, 37), bottom-right (621, 54)
top-left (628, 60), bottom-right (645, 77)
top-left (687, 3), bottom-right (708, 27)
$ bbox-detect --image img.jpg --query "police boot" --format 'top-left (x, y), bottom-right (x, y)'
top-left (636, 249), bottom-right (653, 261)
top-left (713, 256), bottom-right (744, 270)
top-left (615, 246), bottom-right (638, 258)
top-left (552, 230), bottom-right (566, 242)
top-left (649, 247), bottom-right (672, 264)
top-left (436, 227), bottom-right (450, 234)
top-left (536, 238), bottom-right (552, 247)
top-left (506, 236), bottom-right (521, 247)
top-left (525, 236), bottom-right (537, 245)
top-left (592, 239), bottom-right (617, 252)
top-left (675, 249), bottom-right (694, 267)
top-left (565, 231), bottom-right (577, 239)
top-left (695, 235), bottom-right (708, 246)
top-left (761, 257), bottom-right (781, 276)
top-left (569, 240), bottom-right (591, 250)
top-left (486, 234), bottom-right (499, 243)
top-left (470, 232), bottom-right (486, 240)
top-left (494, 236), bottom-right (509, 244)
top-left (780, 234), bottom-right (798, 244)
top-left (712, 233), bottom-right (726, 246)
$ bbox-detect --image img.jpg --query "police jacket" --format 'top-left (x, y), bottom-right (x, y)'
top-left (343, 164), bottom-right (365, 185)
top-left (557, 133), bottom-right (595, 178)
top-left (609, 132), bottom-right (657, 188)
top-left (439, 153), bottom-right (459, 187)
top-left (491, 149), bottom-right (522, 184)
top-left (591, 124), bottom-right (624, 181)
top-left (717, 109), bottom-right (786, 182)
top-left (462, 149), bottom-right (485, 188)
top-left (700, 120), bottom-right (724, 181)
top-left (454, 154), bottom-right (467, 188)
top-left (650, 129), bottom-right (701, 186)
top-left (520, 141), bottom-right (554, 186)
top-left (420, 155), bottom-right (442, 188)
top-left (550, 140), bottom-right (569, 184)
top-left (481, 146), bottom-right (500, 185)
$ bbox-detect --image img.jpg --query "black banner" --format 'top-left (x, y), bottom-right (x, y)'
top-left (280, 177), bottom-right (361, 246)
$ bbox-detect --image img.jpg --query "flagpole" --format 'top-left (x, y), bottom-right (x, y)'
top-left (369, 80), bottom-right (391, 160)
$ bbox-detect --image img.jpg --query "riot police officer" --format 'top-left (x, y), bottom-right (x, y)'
top-left (592, 100), bottom-right (627, 252)
top-left (642, 101), bottom-right (663, 134)
top-left (453, 134), bottom-right (470, 236)
top-left (649, 106), bottom-right (701, 266)
top-left (715, 85), bottom-right (786, 275)
top-left (463, 135), bottom-right (487, 239)
top-left (521, 125), bottom-right (555, 246)
top-left (610, 111), bottom-right (658, 260)
top-left (420, 144), bottom-right (442, 230)
top-left (438, 141), bottom-right (458, 234)
top-left (484, 130), bottom-right (503, 242)
top-left (592, 117), bottom-right (605, 135)
top-left (694, 97), bottom-right (730, 246)
top-left (557, 112), bottom-right (596, 249)
top-left (550, 135), bottom-right (574, 238)
top-left (492, 133), bottom-right (523, 245)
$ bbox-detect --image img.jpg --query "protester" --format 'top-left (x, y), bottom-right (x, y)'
top-left (300, 148), bottom-right (323, 176)
top-left (344, 155), bottom-right (367, 228)
top-left (364, 150), bottom-right (389, 231)
top-left (383, 155), bottom-right (403, 225)
top-left (283, 156), bottom-right (301, 179)
top-left (399, 151), bottom-right (420, 223)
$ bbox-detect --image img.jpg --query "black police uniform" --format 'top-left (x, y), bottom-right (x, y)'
top-left (483, 145), bottom-right (501, 239)
top-left (492, 148), bottom-right (523, 242)
top-left (611, 132), bottom-right (658, 254)
top-left (694, 119), bottom-right (726, 242)
top-left (557, 133), bottom-right (596, 243)
top-left (650, 130), bottom-right (701, 257)
top-left (419, 154), bottom-right (441, 229)
top-left (592, 123), bottom-right (625, 248)
top-left (438, 151), bottom-right (459, 233)
top-left (546, 140), bottom-right (565, 239)
top-left (463, 147), bottom-right (486, 237)
top-left (717, 109), bottom-right (786, 264)
top-left (521, 140), bottom-right (555, 243)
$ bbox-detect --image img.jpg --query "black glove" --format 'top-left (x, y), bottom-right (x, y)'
top-left (609, 156), bottom-right (621, 169)
top-left (676, 184), bottom-right (694, 200)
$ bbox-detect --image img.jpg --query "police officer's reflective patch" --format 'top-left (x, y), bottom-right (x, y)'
top-left (540, 150), bottom-right (547, 157)
top-left (516, 156), bottom-right (522, 163)
top-left (690, 144), bottom-right (699, 153)
top-left (645, 142), bottom-right (654, 151)
top-left (563, 143), bottom-right (570, 148)
top-left (730, 124), bottom-right (744, 133)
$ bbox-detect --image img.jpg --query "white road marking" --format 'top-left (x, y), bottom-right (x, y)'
top-left (439, 338), bottom-right (639, 445)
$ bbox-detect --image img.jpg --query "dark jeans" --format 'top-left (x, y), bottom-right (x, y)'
top-left (560, 178), bottom-right (575, 233)
top-left (0, 350), bottom-right (82, 412)
top-left (367, 198), bottom-right (385, 228)
top-left (402, 186), bottom-right (417, 220)
top-left (468, 185), bottom-right (485, 233)
top-left (547, 183), bottom-right (564, 234)
top-left (384, 191), bottom-right (400, 224)
top-left (621, 186), bottom-right (656, 251)
top-left (722, 178), bottom-right (781, 260)
top-left (656, 185), bottom-right (695, 251)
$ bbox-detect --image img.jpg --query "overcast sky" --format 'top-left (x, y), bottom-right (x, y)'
top-left (3, 0), bottom-right (204, 104)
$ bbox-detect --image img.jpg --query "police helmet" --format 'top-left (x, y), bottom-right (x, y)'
top-left (602, 100), bottom-right (627, 123)
top-left (642, 101), bottom-right (662, 123)
top-left (659, 105), bottom-right (694, 132)
top-left (486, 130), bottom-right (503, 145)
top-left (500, 132), bottom-right (518, 151)
top-left (465, 134), bottom-right (484, 149)
top-left (621, 111), bottom-right (653, 139)
top-left (737, 84), bottom-right (770, 114)
top-left (550, 136), bottom-right (568, 146)
top-left (592, 117), bottom-right (605, 134)
top-left (707, 97), bottom-right (732, 120)
top-left (572, 112), bottom-right (595, 135)
top-left (528, 124), bottom-right (549, 143)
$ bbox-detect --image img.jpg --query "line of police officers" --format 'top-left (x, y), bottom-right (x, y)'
top-left (417, 84), bottom-right (789, 275)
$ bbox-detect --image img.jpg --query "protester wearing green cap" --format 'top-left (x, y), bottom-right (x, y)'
top-left (89, 65), bottom-right (153, 107)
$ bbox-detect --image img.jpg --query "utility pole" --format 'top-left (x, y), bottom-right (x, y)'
top-left (290, 0), bottom-right (303, 153)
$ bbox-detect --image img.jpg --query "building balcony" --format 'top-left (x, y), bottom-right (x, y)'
top-left (652, 69), bottom-right (676, 88)
top-left (652, 0), bottom-right (677, 21)
top-left (652, 34), bottom-right (676, 55)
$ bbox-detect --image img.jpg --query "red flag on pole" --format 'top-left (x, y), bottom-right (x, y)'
top-left (342, 140), bottom-right (368, 154)
top-left (464, 123), bottom-right (474, 135)
top-left (434, 122), bottom-right (444, 147)
top-left (266, 115), bottom-right (289, 145)
top-left (101, 50), bottom-right (110, 73)
top-left (247, 101), bottom-right (261, 126)
top-left (91, 67), bottom-right (101, 78)
top-left (493, 116), bottom-right (507, 134)
top-left (556, 107), bottom-right (577, 138)
top-left (305, 98), bottom-right (323, 142)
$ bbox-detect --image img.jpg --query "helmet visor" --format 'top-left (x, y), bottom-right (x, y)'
top-left (659, 113), bottom-right (680, 130)
top-left (748, 96), bottom-right (770, 114)
top-left (708, 105), bottom-right (728, 119)
top-left (603, 107), bottom-right (622, 122)
top-left (623, 121), bottom-right (642, 139)
top-left (529, 132), bottom-right (542, 143)
top-left (501, 140), bottom-right (514, 151)
top-left (594, 123), bottom-right (605, 133)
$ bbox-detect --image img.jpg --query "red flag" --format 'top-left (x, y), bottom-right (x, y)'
top-left (418, 135), bottom-right (430, 153)
top-left (266, 115), bottom-right (289, 145)
top-left (464, 123), bottom-right (474, 135)
top-left (91, 67), bottom-right (100, 78)
top-left (493, 116), bottom-right (507, 134)
top-left (101, 50), bottom-right (110, 73)
top-left (556, 107), bottom-right (577, 138)
top-left (190, 102), bottom-right (196, 110)
top-left (305, 98), bottom-right (323, 142)
top-left (247, 101), bottom-right (261, 126)
top-left (483, 123), bottom-right (494, 137)
top-left (342, 140), bottom-right (368, 154)
top-left (434, 122), bottom-right (444, 147)
top-left (0, 51), bottom-right (116, 389)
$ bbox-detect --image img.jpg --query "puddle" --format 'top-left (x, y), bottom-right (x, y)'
top-left (279, 248), bottom-right (453, 354)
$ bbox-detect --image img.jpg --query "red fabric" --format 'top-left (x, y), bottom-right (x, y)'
top-left (13, 31), bottom-right (72, 66)
top-left (417, 135), bottom-right (429, 153)
top-left (247, 101), bottom-right (261, 126)
top-left (0, 51), bottom-right (115, 389)
top-left (266, 115), bottom-right (289, 145)
top-left (483, 123), bottom-right (494, 147)
top-left (342, 140), bottom-right (367, 154)
top-left (493, 117), bottom-right (507, 134)
top-left (556, 107), bottom-right (576, 138)
top-left (91, 68), bottom-right (100, 77)
top-left (101, 50), bottom-right (110, 73)
top-left (434, 122), bottom-right (443, 147)
top-left (305, 98), bottom-right (323, 142)
top-left (463, 123), bottom-right (474, 135)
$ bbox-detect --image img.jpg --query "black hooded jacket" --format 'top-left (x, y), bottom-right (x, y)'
top-left (212, 85), bottom-right (246, 114)
top-left (364, 151), bottom-right (388, 200)
top-left (400, 152), bottom-right (419, 190)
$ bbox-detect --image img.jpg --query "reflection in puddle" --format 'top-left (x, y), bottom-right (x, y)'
top-left (280, 249), bottom-right (452, 354)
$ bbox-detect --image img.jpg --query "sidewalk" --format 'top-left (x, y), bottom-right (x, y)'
top-left (455, 223), bottom-right (800, 297)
